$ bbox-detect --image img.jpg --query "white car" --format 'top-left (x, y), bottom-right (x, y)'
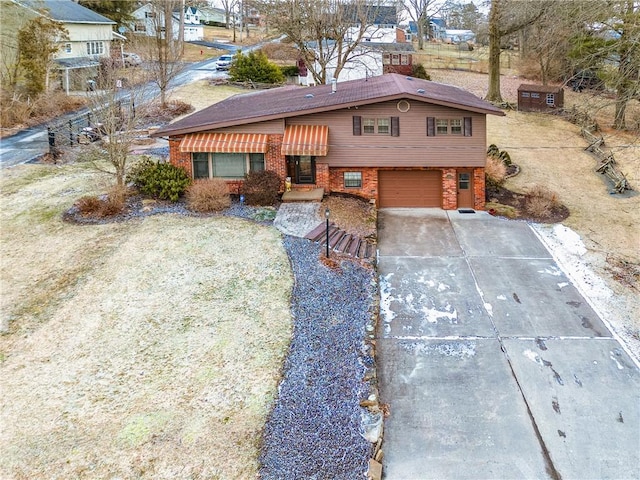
top-left (123, 52), bottom-right (142, 67)
top-left (215, 55), bottom-right (233, 71)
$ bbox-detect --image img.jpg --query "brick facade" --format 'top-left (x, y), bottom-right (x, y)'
top-left (168, 135), bottom-right (486, 210)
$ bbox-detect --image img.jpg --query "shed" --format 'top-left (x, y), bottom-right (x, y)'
top-left (518, 84), bottom-right (564, 112)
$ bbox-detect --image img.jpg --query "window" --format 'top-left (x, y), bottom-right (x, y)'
top-left (134, 23), bottom-right (147, 32)
top-left (362, 117), bottom-right (390, 135)
top-left (427, 117), bottom-right (472, 137)
top-left (64, 43), bottom-right (72, 53)
top-left (531, 92), bottom-right (540, 99)
top-left (192, 152), bottom-right (264, 179)
top-left (521, 92), bottom-right (530, 98)
top-left (383, 53), bottom-right (390, 65)
top-left (145, 11), bottom-right (156, 18)
top-left (377, 118), bottom-right (390, 134)
top-left (458, 172), bottom-right (470, 190)
top-left (86, 41), bottom-right (104, 55)
top-left (546, 93), bottom-right (555, 105)
top-left (344, 172), bottom-right (362, 188)
top-left (401, 54), bottom-right (409, 65)
top-left (391, 53), bottom-right (400, 65)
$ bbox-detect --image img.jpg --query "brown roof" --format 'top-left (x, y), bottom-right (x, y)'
top-left (154, 73), bottom-right (504, 137)
top-left (518, 84), bottom-right (564, 93)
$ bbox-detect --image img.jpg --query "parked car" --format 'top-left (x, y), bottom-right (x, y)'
top-left (570, 69), bottom-right (603, 92)
top-left (123, 52), bottom-right (142, 67)
top-left (215, 54), bottom-right (233, 71)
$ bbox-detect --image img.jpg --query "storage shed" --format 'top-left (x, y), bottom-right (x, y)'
top-left (518, 84), bottom-right (564, 112)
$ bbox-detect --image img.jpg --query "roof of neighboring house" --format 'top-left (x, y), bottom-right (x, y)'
top-left (518, 84), bottom-right (564, 93)
top-left (154, 73), bottom-right (504, 137)
top-left (16, 0), bottom-right (115, 24)
top-left (344, 4), bottom-right (397, 25)
top-left (370, 42), bottom-right (416, 53)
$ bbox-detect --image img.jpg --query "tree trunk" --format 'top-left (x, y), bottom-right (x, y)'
top-left (417, 17), bottom-right (425, 50)
top-left (486, 0), bottom-right (503, 103)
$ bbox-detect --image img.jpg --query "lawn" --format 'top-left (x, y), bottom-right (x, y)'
top-left (0, 163), bottom-right (293, 479)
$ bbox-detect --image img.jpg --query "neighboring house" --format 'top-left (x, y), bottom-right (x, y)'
top-left (199, 6), bottom-right (234, 26)
top-left (12, 0), bottom-right (122, 94)
top-left (153, 74), bottom-right (504, 210)
top-left (517, 84), bottom-right (564, 112)
top-left (131, 4), bottom-right (203, 42)
top-left (444, 29), bottom-right (476, 44)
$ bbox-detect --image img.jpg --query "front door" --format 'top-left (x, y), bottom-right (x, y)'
top-left (292, 155), bottom-right (316, 184)
top-left (457, 170), bottom-right (474, 208)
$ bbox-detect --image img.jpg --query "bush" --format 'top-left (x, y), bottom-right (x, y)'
top-left (75, 186), bottom-right (127, 217)
top-left (186, 178), bottom-right (231, 212)
top-left (411, 64), bottom-right (431, 80)
top-left (485, 156), bottom-right (507, 188)
top-left (524, 185), bottom-right (560, 217)
top-left (127, 158), bottom-right (191, 202)
top-left (229, 51), bottom-right (285, 84)
top-left (241, 170), bottom-right (281, 206)
top-left (499, 150), bottom-right (512, 166)
top-left (280, 65), bottom-right (300, 77)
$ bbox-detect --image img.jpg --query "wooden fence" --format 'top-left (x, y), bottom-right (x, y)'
top-left (564, 106), bottom-right (631, 194)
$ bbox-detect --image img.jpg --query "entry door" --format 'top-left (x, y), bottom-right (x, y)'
top-left (295, 155), bottom-right (315, 184)
top-left (457, 170), bottom-right (474, 208)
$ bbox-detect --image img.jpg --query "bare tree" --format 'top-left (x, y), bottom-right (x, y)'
top-left (83, 61), bottom-right (150, 187)
top-left (220, 0), bottom-right (239, 29)
top-left (140, 0), bottom-right (185, 107)
top-left (400, 0), bottom-right (444, 50)
top-left (486, 0), bottom-right (549, 102)
top-left (261, 0), bottom-right (388, 84)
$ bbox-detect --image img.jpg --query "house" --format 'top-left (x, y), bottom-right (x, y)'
top-left (10, 0), bottom-right (123, 94)
top-left (444, 29), bottom-right (476, 44)
top-left (517, 84), bottom-right (564, 112)
top-left (199, 6), bottom-right (234, 27)
top-left (303, 40), bottom-right (415, 85)
top-left (131, 4), bottom-right (203, 42)
top-left (152, 74), bottom-right (505, 210)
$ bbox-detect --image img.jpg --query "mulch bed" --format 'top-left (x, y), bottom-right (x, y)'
top-left (486, 184), bottom-right (570, 224)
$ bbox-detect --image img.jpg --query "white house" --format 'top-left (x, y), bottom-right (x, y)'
top-left (132, 4), bottom-right (204, 42)
top-left (445, 29), bottom-right (476, 44)
top-left (12, 0), bottom-right (124, 94)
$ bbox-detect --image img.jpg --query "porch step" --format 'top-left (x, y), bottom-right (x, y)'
top-left (282, 188), bottom-right (325, 202)
top-left (304, 223), bottom-right (375, 259)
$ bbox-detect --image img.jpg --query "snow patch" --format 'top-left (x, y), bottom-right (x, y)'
top-left (557, 282), bottom-right (569, 289)
top-left (497, 295), bottom-right (507, 301)
top-left (523, 349), bottom-right (544, 366)
top-left (421, 303), bottom-right (458, 324)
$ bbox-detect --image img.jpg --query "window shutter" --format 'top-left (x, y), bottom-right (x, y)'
top-left (353, 116), bottom-right (362, 136)
top-left (464, 117), bottom-right (472, 136)
top-left (427, 117), bottom-right (435, 136)
top-left (391, 116), bottom-right (400, 137)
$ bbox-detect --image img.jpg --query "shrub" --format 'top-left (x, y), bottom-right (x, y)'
top-left (75, 186), bottom-right (127, 217)
top-left (229, 51), bottom-right (285, 84)
top-left (127, 158), bottom-right (190, 202)
top-left (280, 65), bottom-right (300, 77)
top-left (186, 178), bottom-right (231, 212)
top-left (486, 144), bottom-right (500, 157)
top-left (241, 170), bottom-right (281, 206)
top-left (524, 185), bottom-right (560, 217)
top-left (499, 150), bottom-right (512, 166)
top-left (485, 156), bottom-right (507, 188)
top-left (411, 63), bottom-right (431, 80)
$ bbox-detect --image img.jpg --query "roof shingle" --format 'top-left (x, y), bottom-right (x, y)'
top-left (155, 73), bottom-right (504, 137)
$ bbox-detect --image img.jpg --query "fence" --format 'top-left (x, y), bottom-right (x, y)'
top-left (47, 98), bottom-right (135, 156)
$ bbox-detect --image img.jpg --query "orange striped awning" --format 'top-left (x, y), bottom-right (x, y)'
top-left (281, 125), bottom-right (329, 157)
top-left (179, 133), bottom-right (269, 153)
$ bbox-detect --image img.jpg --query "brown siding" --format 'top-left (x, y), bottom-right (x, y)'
top-left (287, 100), bottom-right (487, 168)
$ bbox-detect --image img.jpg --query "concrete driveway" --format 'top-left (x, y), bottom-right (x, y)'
top-left (377, 209), bottom-right (639, 480)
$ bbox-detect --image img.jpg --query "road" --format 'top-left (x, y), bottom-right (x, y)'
top-left (0, 57), bottom-right (227, 168)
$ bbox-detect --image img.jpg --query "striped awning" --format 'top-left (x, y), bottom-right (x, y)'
top-left (281, 125), bottom-right (329, 156)
top-left (179, 133), bottom-right (269, 153)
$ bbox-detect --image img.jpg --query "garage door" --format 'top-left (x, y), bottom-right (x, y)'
top-left (378, 170), bottom-right (442, 207)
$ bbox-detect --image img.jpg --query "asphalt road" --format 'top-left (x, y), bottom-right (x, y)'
top-left (377, 208), bottom-right (639, 480)
top-left (0, 57), bottom-right (227, 168)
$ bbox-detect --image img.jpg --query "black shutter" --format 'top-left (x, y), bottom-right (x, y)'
top-left (427, 117), bottom-right (435, 136)
top-left (464, 117), bottom-right (472, 136)
top-left (391, 116), bottom-right (400, 137)
top-left (353, 116), bottom-right (362, 136)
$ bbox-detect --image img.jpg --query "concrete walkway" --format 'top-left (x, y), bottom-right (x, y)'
top-left (273, 202), bottom-right (323, 238)
top-left (377, 208), bottom-right (639, 480)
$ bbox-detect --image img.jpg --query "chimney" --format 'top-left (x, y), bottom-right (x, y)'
top-left (331, 78), bottom-right (337, 93)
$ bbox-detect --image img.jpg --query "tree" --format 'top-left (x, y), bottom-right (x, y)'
top-left (140, 0), bottom-right (185, 107)
top-left (229, 50), bottom-right (284, 83)
top-left (261, 0), bottom-right (389, 85)
top-left (400, 0), bottom-right (444, 50)
top-left (17, 15), bottom-right (68, 97)
top-left (486, 0), bottom-right (549, 102)
top-left (442, 1), bottom-right (484, 31)
top-left (77, 0), bottom-right (136, 28)
top-left (220, 0), bottom-right (239, 29)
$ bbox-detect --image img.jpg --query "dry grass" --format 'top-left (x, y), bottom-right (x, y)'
top-left (485, 156), bottom-right (507, 187)
top-left (0, 163), bottom-right (293, 479)
top-left (186, 178), bottom-right (231, 212)
top-left (523, 184), bottom-right (560, 218)
top-left (169, 81), bottom-right (246, 115)
top-left (322, 195), bottom-right (377, 239)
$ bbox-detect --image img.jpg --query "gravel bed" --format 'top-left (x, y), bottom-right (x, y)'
top-left (259, 236), bottom-right (375, 479)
